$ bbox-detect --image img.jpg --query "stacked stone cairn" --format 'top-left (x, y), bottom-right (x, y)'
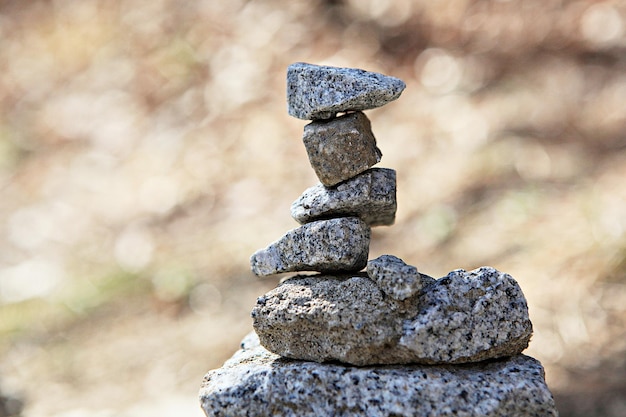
top-left (199, 63), bottom-right (558, 417)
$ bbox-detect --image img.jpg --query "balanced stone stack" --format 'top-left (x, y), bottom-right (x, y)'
top-left (199, 63), bottom-right (558, 417)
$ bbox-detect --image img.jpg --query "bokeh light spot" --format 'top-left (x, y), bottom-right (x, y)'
top-left (114, 226), bottom-right (154, 273)
top-left (415, 48), bottom-right (462, 94)
top-left (580, 3), bottom-right (624, 45)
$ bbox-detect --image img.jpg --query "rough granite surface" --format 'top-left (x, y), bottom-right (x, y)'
top-left (366, 255), bottom-right (433, 300)
top-left (303, 111), bottom-right (381, 186)
top-left (287, 62), bottom-right (406, 120)
top-left (291, 168), bottom-right (397, 226)
top-left (251, 267), bottom-right (533, 365)
top-left (199, 332), bottom-right (558, 417)
top-left (250, 217), bottom-right (370, 277)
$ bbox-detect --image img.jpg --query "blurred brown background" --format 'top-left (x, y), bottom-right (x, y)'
top-left (0, 0), bottom-right (625, 416)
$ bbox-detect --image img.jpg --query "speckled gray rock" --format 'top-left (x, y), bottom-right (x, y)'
top-left (367, 255), bottom-right (434, 300)
top-left (287, 62), bottom-right (406, 120)
top-left (252, 273), bottom-right (401, 364)
top-left (303, 111), bottom-right (381, 186)
top-left (291, 168), bottom-right (397, 226)
top-left (251, 267), bottom-right (533, 365)
top-left (250, 217), bottom-right (370, 277)
top-left (199, 332), bottom-right (558, 417)
top-left (397, 267), bottom-right (533, 364)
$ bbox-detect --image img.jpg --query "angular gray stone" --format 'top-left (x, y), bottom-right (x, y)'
top-left (250, 217), bottom-right (370, 277)
top-left (367, 255), bottom-right (434, 300)
top-left (251, 267), bottom-right (533, 365)
top-left (287, 62), bottom-right (406, 120)
top-left (291, 168), bottom-right (397, 226)
top-left (199, 332), bottom-right (558, 417)
top-left (303, 111), bottom-right (381, 186)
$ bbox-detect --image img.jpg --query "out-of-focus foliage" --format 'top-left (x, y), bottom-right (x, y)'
top-left (0, 0), bottom-right (625, 416)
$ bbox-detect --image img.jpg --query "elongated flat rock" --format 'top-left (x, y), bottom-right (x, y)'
top-left (303, 111), bottom-right (381, 186)
top-left (287, 62), bottom-right (406, 120)
top-left (250, 217), bottom-right (370, 277)
top-left (199, 332), bottom-right (558, 417)
top-left (291, 168), bottom-right (397, 226)
top-left (367, 255), bottom-right (434, 300)
top-left (252, 267), bottom-right (533, 365)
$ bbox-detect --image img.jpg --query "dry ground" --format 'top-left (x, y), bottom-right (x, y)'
top-left (1, 1), bottom-right (625, 416)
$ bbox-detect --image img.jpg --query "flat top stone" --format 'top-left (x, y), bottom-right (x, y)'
top-left (287, 62), bottom-right (406, 120)
top-left (199, 332), bottom-right (558, 417)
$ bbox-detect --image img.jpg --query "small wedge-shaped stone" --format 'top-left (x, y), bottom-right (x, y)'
top-left (367, 255), bottom-right (434, 300)
top-left (252, 267), bottom-right (533, 365)
top-left (291, 168), bottom-right (397, 226)
top-left (250, 217), bottom-right (370, 277)
top-left (303, 112), bottom-right (381, 186)
top-left (199, 332), bottom-right (559, 417)
top-left (287, 62), bottom-right (406, 120)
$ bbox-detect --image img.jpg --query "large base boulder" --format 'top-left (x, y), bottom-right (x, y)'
top-left (251, 266), bottom-right (533, 365)
top-left (199, 332), bottom-right (558, 417)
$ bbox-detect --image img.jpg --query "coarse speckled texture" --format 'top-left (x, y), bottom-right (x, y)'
top-left (252, 273), bottom-right (401, 364)
top-left (251, 267), bottom-right (533, 365)
top-left (398, 267), bottom-right (534, 363)
top-left (250, 217), bottom-right (370, 277)
top-left (366, 255), bottom-right (434, 300)
top-left (291, 168), bottom-right (397, 226)
top-left (199, 332), bottom-right (558, 417)
top-left (287, 62), bottom-right (406, 120)
top-left (302, 111), bottom-right (381, 186)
